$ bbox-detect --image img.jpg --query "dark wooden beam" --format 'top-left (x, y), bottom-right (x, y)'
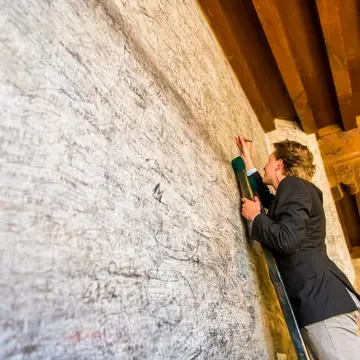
top-left (338, 0), bottom-right (360, 129)
top-left (356, 193), bottom-right (360, 216)
top-left (337, 192), bottom-right (360, 248)
top-left (219, 0), bottom-right (297, 122)
top-left (350, 246), bottom-right (360, 259)
top-left (316, 0), bottom-right (356, 131)
top-left (198, 0), bottom-right (298, 133)
top-left (252, 0), bottom-right (317, 134)
top-left (253, 0), bottom-right (341, 132)
top-left (335, 200), bottom-right (353, 251)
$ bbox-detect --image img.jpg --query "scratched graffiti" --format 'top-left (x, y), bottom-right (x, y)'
top-left (0, 0), bottom-right (272, 359)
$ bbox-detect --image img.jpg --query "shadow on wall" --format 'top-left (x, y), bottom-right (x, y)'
top-left (98, 0), bottom-right (231, 165)
top-left (247, 239), bottom-right (297, 360)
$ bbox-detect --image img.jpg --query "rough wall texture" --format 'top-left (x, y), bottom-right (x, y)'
top-left (0, 0), bottom-right (297, 359)
top-left (266, 120), bottom-right (355, 284)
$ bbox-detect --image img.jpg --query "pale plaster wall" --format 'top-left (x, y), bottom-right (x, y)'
top-left (0, 0), bottom-right (296, 359)
top-left (265, 120), bottom-right (355, 284)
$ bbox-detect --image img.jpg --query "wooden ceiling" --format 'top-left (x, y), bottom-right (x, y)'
top-left (198, 0), bottom-right (360, 257)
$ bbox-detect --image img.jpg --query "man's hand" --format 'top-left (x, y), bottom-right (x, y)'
top-left (235, 135), bottom-right (254, 170)
top-left (241, 196), bottom-right (261, 221)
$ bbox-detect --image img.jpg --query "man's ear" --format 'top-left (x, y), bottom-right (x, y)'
top-left (276, 158), bottom-right (284, 171)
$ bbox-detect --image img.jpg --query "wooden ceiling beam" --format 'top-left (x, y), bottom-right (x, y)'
top-left (252, 0), bottom-right (317, 134)
top-left (253, 0), bottom-right (341, 132)
top-left (338, 0), bottom-right (360, 127)
top-left (218, 0), bottom-right (297, 123)
top-left (316, 0), bottom-right (356, 131)
top-left (198, 0), bottom-right (298, 133)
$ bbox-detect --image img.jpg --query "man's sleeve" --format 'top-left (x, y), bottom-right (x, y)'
top-left (249, 171), bottom-right (275, 210)
top-left (251, 178), bottom-right (312, 254)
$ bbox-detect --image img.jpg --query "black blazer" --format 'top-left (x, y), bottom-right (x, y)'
top-left (250, 172), bottom-right (360, 327)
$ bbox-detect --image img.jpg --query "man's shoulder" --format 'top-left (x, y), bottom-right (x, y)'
top-left (281, 175), bottom-right (308, 186)
top-left (277, 176), bottom-right (311, 196)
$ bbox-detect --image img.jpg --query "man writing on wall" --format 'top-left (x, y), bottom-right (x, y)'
top-left (236, 136), bottom-right (360, 360)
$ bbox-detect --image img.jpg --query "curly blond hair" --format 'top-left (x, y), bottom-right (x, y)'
top-left (273, 140), bottom-right (316, 181)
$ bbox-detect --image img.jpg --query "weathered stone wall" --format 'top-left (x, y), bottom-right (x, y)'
top-left (0, 0), bottom-right (297, 359)
top-left (266, 120), bottom-right (355, 283)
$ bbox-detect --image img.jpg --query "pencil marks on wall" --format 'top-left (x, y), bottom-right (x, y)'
top-left (0, 0), bottom-right (271, 359)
